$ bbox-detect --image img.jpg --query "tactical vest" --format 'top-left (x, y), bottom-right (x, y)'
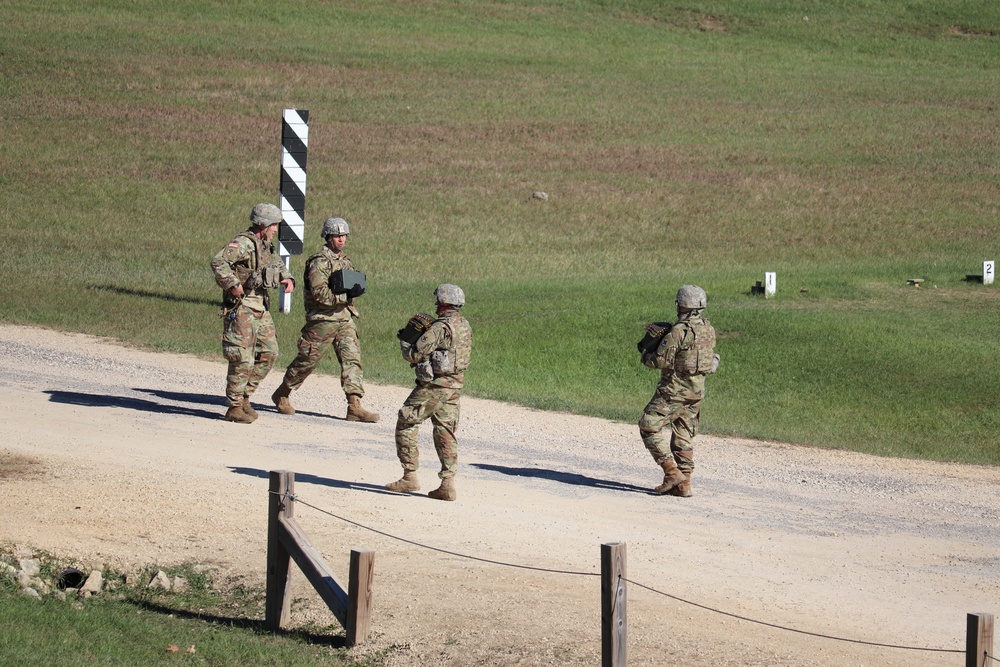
top-left (672, 317), bottom-right (716, 375)
top-left (430, 314), bottom-right (472, 377)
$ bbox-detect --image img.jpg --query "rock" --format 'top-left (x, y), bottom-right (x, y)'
top-left (18, 558), bottom-right (40, 578)
top-left (531, 191), bottom-right (549, 201)
top-left (171, 576), bottom-right (189, 592)
top-left (0, 562), bottom-right (16, 577)
top-left (80, 571), bottom-right (103, 595)
top-left (21, 587), bottom-right (41, 600)
top-left (147, 570), bottom-right (171, 591)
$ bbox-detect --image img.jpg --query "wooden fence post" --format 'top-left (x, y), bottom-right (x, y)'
top-left (967, 613), bottom-right (994, 667)
top-left (602, 542), bottom-right (627, 667)
top-left (266, 470), bottom-right (294, 631)
top-left (347, 548), bottom-right (375, 646)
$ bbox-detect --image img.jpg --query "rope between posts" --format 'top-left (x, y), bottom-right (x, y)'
top-left (986, 651), bottom-right (999, 664)
top-left (274, 490), bottom-right (965, 656)
top-left (625, 578), bottom-right (964, 654)
top-left (279, 491), bottom-right (597, 577)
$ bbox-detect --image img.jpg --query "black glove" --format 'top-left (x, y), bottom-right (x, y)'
top-left (347, 284), bottom-right (366, 298)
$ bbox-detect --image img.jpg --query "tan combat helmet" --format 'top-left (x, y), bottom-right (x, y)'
top-left (321, 217), bottom-right (350, 237)
top-left (250, 202), bottom-right (283, 227)
top-left (434, 283), bottom-right (465, 307)
top-left (676, 284), bottom-right (707, 310)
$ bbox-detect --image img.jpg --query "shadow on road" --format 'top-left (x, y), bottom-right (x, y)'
top-left (471, 463), bottom-right (652, 495)
top-left (228, 466), bottom-right (398, 497)
top-left (46, 389), bottom-right (222, 421)
top-left (134, 388), bottom-right (342, 421)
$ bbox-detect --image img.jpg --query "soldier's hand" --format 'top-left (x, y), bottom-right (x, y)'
top-left (281, 278), bottom-right (295, 294)
top-left (230, 284), bottom-right (245, 298)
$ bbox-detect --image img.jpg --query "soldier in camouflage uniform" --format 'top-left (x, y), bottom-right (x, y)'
top-left (271, 217), bottom-right (379, 423)
top-left (638, 285), bottom-right (719, 496)
top-left (386, 284), bottom-right (472, 501)
top-left (210, 203), bottom-right (295, 423)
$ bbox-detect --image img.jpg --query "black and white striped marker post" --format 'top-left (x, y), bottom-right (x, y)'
top-left (278, 108), bottom-right (308, 313)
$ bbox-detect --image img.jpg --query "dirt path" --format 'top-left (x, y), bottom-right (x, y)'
top-left (1, 323), bottom-right (998, 666)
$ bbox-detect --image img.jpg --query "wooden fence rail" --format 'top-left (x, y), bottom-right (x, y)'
top-left (265, 470), bottom-right (374, 646)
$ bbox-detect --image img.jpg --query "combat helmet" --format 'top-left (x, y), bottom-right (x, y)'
top-left (676, 284), bottom-right (707, 310)
top-left (250, 202), bottom-right (283, 227)
top-left (434, 284), bottom-right (465, 307)
top-left (321, 217), bottom-right (350, 238)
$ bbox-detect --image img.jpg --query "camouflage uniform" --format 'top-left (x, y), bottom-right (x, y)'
top-left (279, 247), bottom-right (367, 398)
top-left (211, 228), bottom-right (293, 409)
top-left (639, 310), bottom-right (717, 475)
top-left (395, 307), bottom-right (472, 480)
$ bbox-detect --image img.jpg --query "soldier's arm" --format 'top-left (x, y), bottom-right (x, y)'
top-left (402, 323), bottom-right (447, 364)
top-left (644, 326), bottom-right (683, 370)
top-left (211, 238), bottom-right (252, 292)
top-left (306, 256), bottom-right (336, 305)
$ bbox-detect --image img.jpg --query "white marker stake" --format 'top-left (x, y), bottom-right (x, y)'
top-left (278, 108), bottom-right (308, 314)
top-left (984, 261), bottom-right (995, 286)
top-left (765, 272), bottom-right (776, 297)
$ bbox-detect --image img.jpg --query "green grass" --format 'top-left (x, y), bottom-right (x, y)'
top-left (2, 0), bottom-right (999, 463)
top-left (0, 549), bottom-right (388, 666)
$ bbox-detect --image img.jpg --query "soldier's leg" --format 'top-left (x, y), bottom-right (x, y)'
top-left (394, 387), bottom-right (443, 473)
top-left (669, 402), bottom-right (701, 473)
top-left (332, 319), bottom-right (365, 397)
top-left (222, 307), bottom-right (255, 408)
top-left (639, 399), bottom-right (685, 494)
top-left (429, 390), bottom-right (461, 480)
top-left (335, 320), bottom-right (379, 422)
top-left (245, 312), bottom-right (279, 399)
top-left (282, 320), bottom-right (336, 391)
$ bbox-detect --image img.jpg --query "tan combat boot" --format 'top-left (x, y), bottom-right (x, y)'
top-left (385, 471), bottom-right (420, 492)
top-left (346, 395), bottom-right (379, 423)
top-left (428, 477), bottom-right (456, 502)
top-left (668, 471), bottom-right (693, 497)
top-left (224, 404), bottom-right (254, 424)
top-left (653, 458), bottom-right (686, 495)
top-left (242, 397), bottom-right (259, 421)
top-left (271, 383), bottom-right (295, 415)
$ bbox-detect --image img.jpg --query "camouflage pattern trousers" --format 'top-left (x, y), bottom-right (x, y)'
top-left (221, 306), bottom-right (279, 408)
top-left (638, 395), bottom-right (702, 473)
top-left (281, 318), bottom-right (366, 397)
top-left (395, 386), bottom-right (461, 480)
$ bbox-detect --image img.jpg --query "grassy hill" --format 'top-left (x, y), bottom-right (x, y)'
top-left (3, 0), bottom-right (999, 463)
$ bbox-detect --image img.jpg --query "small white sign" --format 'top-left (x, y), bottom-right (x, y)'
top-left (984, 260), bottom-right (994, 286)
top-left (765, 272), bottom-right (776, 297)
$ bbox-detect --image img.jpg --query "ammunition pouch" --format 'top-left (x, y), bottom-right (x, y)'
top-left (330, 269), bottom-right (367, 296)
top-left (415, 360), bottom-right (434, 383)
top-left (397, 313), bottom-right (435, 345)
top-left (430, 349), bottom-right (453, 375)
top-left (637, 322), bottom-right (672, 354)
top-left (261, 265), bottom-right (281, 290)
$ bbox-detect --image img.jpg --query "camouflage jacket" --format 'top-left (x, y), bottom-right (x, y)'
top-left (303, 247), bottom-right (358, 322)
top-left (211, 229), bottom-right (293, 312)
top-left (401, 308), bottom-right (472, 389)
top-left (642, 312), bottom-right (717, 402)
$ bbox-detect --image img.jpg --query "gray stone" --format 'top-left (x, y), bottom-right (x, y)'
top-left (18, 558), bottom-right (40, 577)
top-left (147, 570), bottom-right (171, 591)
top-left (21, 587), bottom-right (41, 600)
top-left (80, 571), bottom-right (103, 595)
top-left (171, 576), bottom-right (189, 592)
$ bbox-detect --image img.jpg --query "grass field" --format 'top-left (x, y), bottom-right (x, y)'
top-left (2, 0), bottom-right (999, 463)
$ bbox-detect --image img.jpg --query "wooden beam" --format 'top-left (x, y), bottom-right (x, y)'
top-left (347, 548), bottom-right (375, 646)
top-left (265, 470), bottom-right (294, 631)
top-left (278, 515), bottom-right (350, 626)
top-left (601, 542), bottom-right (627, 667)
top-left (967, 613), bottom-right (994, 667)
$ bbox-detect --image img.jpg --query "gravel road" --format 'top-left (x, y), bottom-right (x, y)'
top-left (1, 323), bottom-right (998, 666)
